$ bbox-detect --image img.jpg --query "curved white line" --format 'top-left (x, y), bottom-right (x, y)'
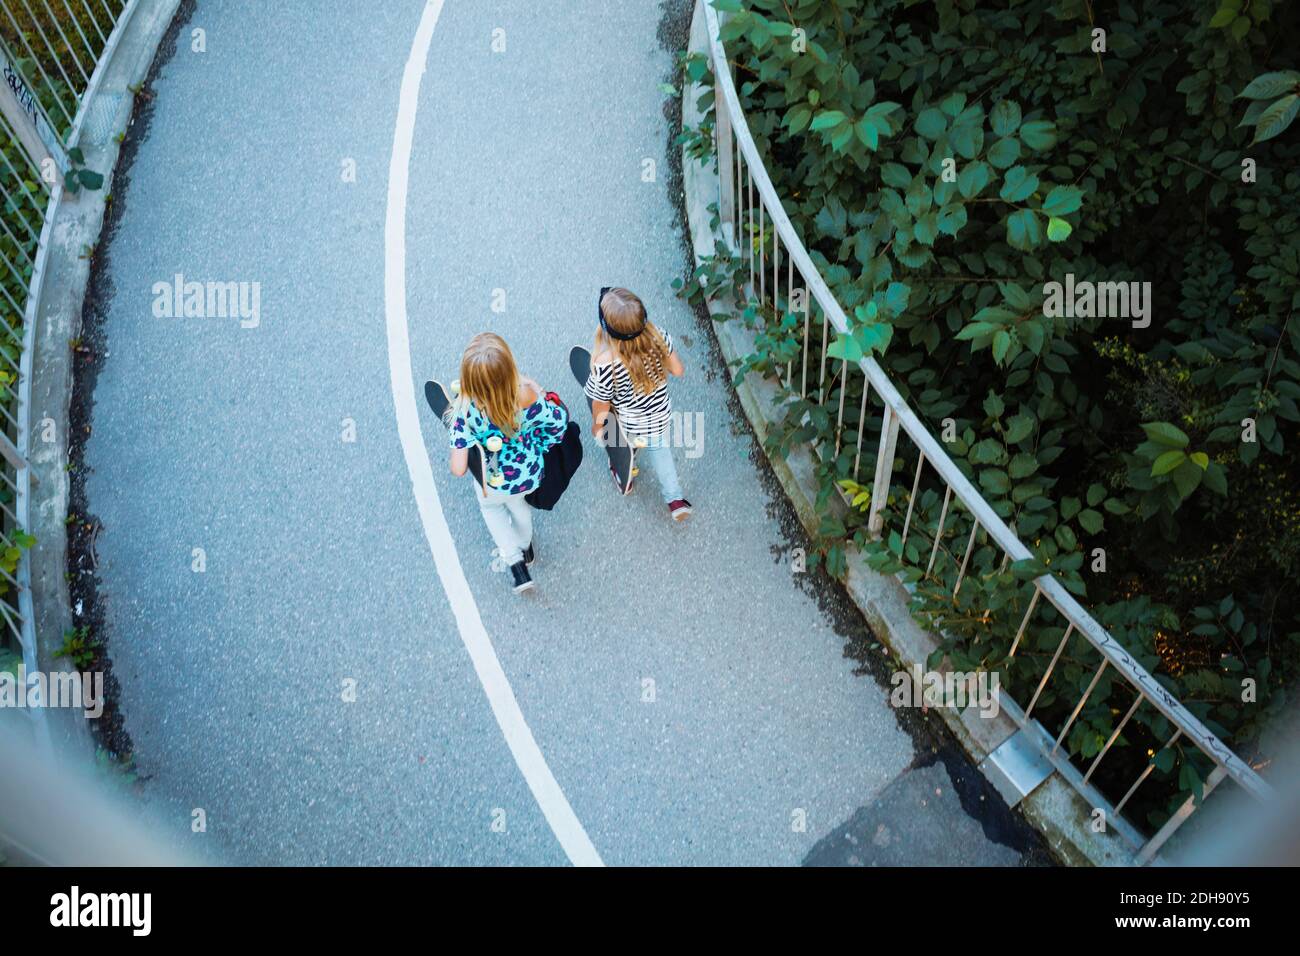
top-left (383, 0), bottom-right (603, 868)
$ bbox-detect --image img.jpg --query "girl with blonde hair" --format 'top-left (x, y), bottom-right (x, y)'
top-left (446, 333), bottom-right (568, 592)
top-left (585, 287), bottom-right (692, 520)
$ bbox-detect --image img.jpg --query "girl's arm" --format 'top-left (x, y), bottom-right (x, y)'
top-left (591, 399), bottom-right (612, 440)
top-left (666, 351), bottom-right (685, 378)
top-left (450, 446), bottom-right (469, 477)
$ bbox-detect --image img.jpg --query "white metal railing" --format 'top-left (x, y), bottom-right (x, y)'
top-left (0, 0), bottom-right (135, 743)
top-left (698, 0), bottom-right (1272, 863)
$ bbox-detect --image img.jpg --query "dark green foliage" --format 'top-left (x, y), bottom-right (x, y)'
top-left (694, 0), bottom-right (1299, 827)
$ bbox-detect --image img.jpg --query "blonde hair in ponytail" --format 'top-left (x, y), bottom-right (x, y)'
top-left (596, 288), bottom-right (669, 395)
top-left (453, 332), bottom-right (522, 438)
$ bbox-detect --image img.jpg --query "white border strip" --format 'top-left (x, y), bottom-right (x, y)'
top-left (382, 0), bottom-right (602, 867)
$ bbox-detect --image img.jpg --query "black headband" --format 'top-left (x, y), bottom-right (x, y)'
top-left (598, 286), bottom-right (645, 341)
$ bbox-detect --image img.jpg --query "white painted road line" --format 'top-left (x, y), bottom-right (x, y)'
top-left (382, 0), bottom-right (604, 868)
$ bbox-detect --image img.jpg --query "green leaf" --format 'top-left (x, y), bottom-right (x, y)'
top-left (957, 161), bottom-right (991, 198)
top-left (830, 122), bottom-right (854, 151)
top-left (1189, 451), bottom-right (1210, 470)
top-left (1151, 450), bottom-right (1187, 476)
top-left (880, 162), bottom-right (912, 188)
top-left (936, 203), bottom-right (967, 236)
top-left (1055, 524), bottom-right (1078, 551)
top-left (1004, 413), bottom-right (1036, 444)
top-left (915, 107), bottom-right (948, 139)
top-left (1202, 462), bottom-right (1228, 496)
top-left (1005, 209), bottom-right (1042, 251)
top-left (1141, 421), bottom-right (1190, 448)
top-left (1086, 483), bottom-right (1106, 507)
top-left (826, 333), bottom-right (864, 363)
top-left (948, 123), bottom-right (983, 160)
top-left (1019, 119), bottom-right (1058, 150)
top-left (987, 136), bottom-right (1020, 168)
top-left (1238, 71), bottom-right (1300, 100)
top-left (1208, 6), bottom-right (1237, 28)
top-left (980, 468), bottom-right (1011, 495)
top-left (992, 330), bottom-right (1011, 363)
top-left (1041, 185), bottom-right (1083, 216)
top-left (990, 100), bottom-right (1022, 137)
top-left (1009, 452), bottom-right (1038, 478)
top-left (1046, 217), bottom-right (1072, 242)
top-left (999, 166), bottom-right (1039, 203)
top-left (1010, 557), bottom-right (1048, 580)
top-left (955, 320), bottom-right (998, 342)
top-left (970, 438), bottom-right (1004, 464)
top-left (785, 105), bottom-right (812, 133)
top-left (1170, 460), bottom-right (1205, 498)
top-left (1077, 509), bottom-right (1103, 534)
top-left (1252, 94), bottom-right (1299, 144)
top-left (854, 116), bottom-right (880, 150)
top-left (866, 100), bottom-right (902, 122)
top-left (810, 110), bottom-right (847, 131)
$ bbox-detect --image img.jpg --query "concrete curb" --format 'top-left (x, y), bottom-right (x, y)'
top-left (27, 0), bottom-right (183, 760)
top-left (681, 0), bottom-right (1135, 868)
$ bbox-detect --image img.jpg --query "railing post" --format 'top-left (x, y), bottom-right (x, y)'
top-left (0, 36), bottom-right (67, 178)
top-left (1135, 765), bottom-right (1227, 865)
top-left (0, 430), bottom-right (29, 474)
top-left (868, 404), bottom-right (899, 537)
top-left (712, 65), bottom-right (735, 233)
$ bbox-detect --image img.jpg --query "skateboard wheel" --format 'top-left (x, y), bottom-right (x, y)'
top-left (631, 468), bottom-right (639, 476)
top-left (449, 379), bottom-right (461, 394)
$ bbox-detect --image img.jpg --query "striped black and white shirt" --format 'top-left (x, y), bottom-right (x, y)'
top-left (584, 329), bottom-right (674, 440)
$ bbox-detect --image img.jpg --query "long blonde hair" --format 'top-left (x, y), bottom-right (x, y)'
top-left (451, 333), bottom-right (521, 438)
top-left (596, 288), bottom-right (669, 394)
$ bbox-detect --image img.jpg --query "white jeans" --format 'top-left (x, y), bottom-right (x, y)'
top-left (476, 486), bottom-right (533, 566)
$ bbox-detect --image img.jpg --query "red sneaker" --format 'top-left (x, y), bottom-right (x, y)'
top-left (668, 499), bottom-right (692, 521)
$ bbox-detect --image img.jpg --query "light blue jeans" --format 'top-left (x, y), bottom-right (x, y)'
top-left (638, 438), bottom-right (684, 504)
top-left (477, 486), bottom-right (533, 566)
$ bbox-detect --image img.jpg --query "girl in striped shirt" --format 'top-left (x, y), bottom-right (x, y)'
top-left (584, 287), bottom-right (693, 521)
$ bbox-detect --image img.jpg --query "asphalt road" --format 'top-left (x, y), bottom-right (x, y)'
top-left (80, 0), bottom-right (1040, 866)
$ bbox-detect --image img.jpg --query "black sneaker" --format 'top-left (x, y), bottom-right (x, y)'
top-left (510, 561), bottom-right (535, 593)
top-left (523, 544), bottom-right (535, 567)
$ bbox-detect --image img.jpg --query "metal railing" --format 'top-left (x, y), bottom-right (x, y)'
top-left (698, 0), bottom-right (1272, 863)
top-left (0, 0), bottom-right (133, 740)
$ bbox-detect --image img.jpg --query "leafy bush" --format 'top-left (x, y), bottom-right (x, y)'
top-left (693, 0), bottom-right (1299, 828)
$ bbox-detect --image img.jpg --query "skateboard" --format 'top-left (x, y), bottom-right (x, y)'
top-left (424, 379), bottom-right (485, 490)
top-left (569, 345), bottom-right (639, 495)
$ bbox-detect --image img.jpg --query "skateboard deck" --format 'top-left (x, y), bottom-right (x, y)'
top-left (424, 379), bottom-right (485, 490)
top-left (569, 345), bottom-right (636, 495)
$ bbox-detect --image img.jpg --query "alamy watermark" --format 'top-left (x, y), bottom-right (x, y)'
top-left (0, 665), bottom-right (103, 718)
top-left (1043, 273), bottom-right (1151, 329)
top-left (890, 665), bottom-right (1001, 718)
top-left (597, 409), bottom-right (704, 459)
top-left (152, 273), bottom-right (261, 328)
